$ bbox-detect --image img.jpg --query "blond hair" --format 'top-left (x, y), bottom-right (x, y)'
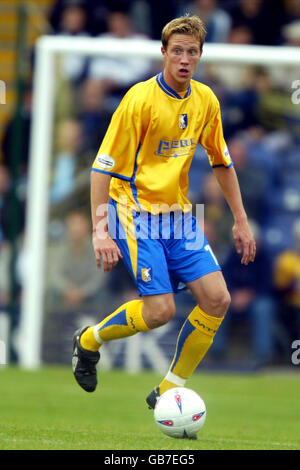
top-left (161, 15), bottom-right (207, 52)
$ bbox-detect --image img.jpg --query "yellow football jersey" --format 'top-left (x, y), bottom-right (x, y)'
top-left (92, 72), bottom-right (232, 214)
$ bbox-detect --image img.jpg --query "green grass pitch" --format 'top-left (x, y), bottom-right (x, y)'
top-left (0, 366), bottom-right (299, 450)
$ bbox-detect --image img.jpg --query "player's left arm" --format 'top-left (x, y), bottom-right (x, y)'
top-left (212, 165), bottom-right (256, 265)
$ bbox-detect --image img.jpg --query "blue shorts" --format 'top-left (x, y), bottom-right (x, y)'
top-left (108, 199), bottom-right (221, 296)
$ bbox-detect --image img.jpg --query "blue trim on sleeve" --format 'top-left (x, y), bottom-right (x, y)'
top-left (212, 162), bottom-right (234, 169)
top-left (91, 168), bottom-right (132, 181)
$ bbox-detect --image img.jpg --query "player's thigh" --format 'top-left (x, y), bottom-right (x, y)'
top-left (108, 199), bottom-right (173, 296)
top-left (186, 271), bottom-right (231, 317)
top-left (142, 293), bottom-right (176, 329)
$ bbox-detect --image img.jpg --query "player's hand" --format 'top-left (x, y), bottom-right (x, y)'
top-left (232, 219), bottom-right (256, 265)
top-left (92, 232), bottom-right (123, 273)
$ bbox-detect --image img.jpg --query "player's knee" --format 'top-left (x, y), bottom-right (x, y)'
top-left (156, 300), bottom-right (176, 326)
top-left (221, 289), bottom-right (231, 315)
top-left (206, 289), bottom-right (231, 317)
top-left (146, 299), bottom-right (176, 329)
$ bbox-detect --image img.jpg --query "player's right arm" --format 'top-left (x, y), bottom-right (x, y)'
top-left (91, 170), bottom-right (123, 273)
top-left (91, 84), bottom-right (144, 272)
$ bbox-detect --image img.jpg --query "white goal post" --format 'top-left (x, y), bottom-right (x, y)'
top-left (19, 35), bottom-right (300, 368)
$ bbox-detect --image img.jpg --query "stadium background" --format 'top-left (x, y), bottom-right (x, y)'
top-left (0, 0), bottom-right (300, 372)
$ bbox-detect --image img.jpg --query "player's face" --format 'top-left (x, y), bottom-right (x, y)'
top-left (161, 34), bottom-right (202, 92)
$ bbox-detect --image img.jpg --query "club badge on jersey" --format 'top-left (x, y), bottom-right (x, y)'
top-left (179, 114), bottom-right (188, 129)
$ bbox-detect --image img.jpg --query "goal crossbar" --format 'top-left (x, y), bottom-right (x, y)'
top-left (37, 35), bottom-right (300, 65)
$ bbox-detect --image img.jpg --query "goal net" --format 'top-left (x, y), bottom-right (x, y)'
top-left (19, 36), bottom-right (300, 369)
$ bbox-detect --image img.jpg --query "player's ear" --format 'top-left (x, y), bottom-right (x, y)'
top-left (161, 46), bottom-right (167, 57)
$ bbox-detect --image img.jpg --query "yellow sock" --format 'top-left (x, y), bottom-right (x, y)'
top-left (159, 379), bottom-right (183, 395)
top-left (80, 300), bottom-right (150, 351)
top-left (159, 306), bottom-right (224, 393)
top-left (80, 326), bottom-right (100, 352)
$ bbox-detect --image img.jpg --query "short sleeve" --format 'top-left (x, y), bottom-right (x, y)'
top-left (199, 94), bottom-right (233, 169)
top-left (92, 87), bottom-right (143, 181)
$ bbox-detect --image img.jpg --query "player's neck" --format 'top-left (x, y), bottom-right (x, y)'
top-left (163, 69), bottom-right (190, 94)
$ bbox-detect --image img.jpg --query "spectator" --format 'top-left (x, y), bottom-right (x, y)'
top-left (47, 210), bottom-right (107, 309)
top-left (0, 164), bottom-right (24, 243)
top-left (212, 220), bottom-right (277, 365)
top-left (181, 0), bottom-right (232, 43)
top-left (0, 241), bottom-right (11, 308)
top-left (239, 126), bottom-right (281, 193)
top-left (273, 217), bottom-right (300, 344)
top-left (222, 69), bottom-right (259, 138)
top-left (0, 164), bottom-right (22, 310)
top-left (282, 0), bottom-right (300, 29)
top-left (228, 0), bottom-right (284, 46)
top-left (88, 10), bottom-right (152, 109)
top-left (281, 20), bottom-right (300, 46)
top-left (58, 1), bottom-right (88, 34)
top-left (50, 119), bottom-right (84, 205)
top-left (54, 1), bottom-right (90, 84)
top-left (0, 164), bottom-right (12, 243)
top-left (144, 0), bottom-right (178, 40)
top-left (1, 84), bottom-right (32, 180)
top-left (254, 65), bottom-right (300, 139)
top-left (226, 137), bottom-right (272, 223)
top-left (49, 0), bottom-right (109, 36)
top-left (199, 172), bottom-right (233, 263)
top-left (228, 24), bottom-right (254, 44)
top-left (198, 27), bottom-right (260, 139)
top-left (78, 78), bottom-right (112, 154)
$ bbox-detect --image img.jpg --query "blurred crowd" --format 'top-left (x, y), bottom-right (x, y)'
top-left (47, 0), bottom-right (300, 46)
top-left (1, 0), bottom-right (300, 366)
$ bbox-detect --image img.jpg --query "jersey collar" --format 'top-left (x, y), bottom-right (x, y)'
top-left (156, 71), bottom-right (191, 99)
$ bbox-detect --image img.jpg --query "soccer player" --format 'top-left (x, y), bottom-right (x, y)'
top-left (72, 15), bottom-right (256, 407)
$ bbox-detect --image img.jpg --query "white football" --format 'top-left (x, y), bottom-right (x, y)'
top-left (154, 387), bottom-right (206, 439)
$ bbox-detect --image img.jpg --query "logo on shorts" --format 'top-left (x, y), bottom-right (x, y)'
top-left (179, 114), bottom-right (188, 129)
top-left (141, 267), bottom-right (152, 282)
top-left (97, 154), bottom-right (115, 169)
